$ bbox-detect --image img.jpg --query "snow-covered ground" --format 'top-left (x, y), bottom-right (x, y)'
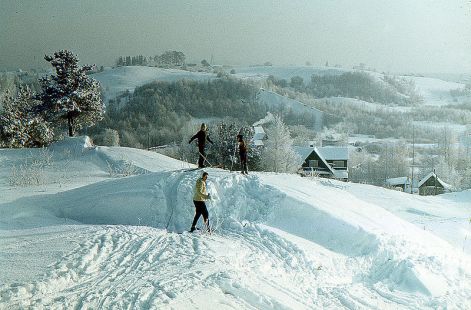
top-left (92, 66), bottom-right (216, 102)
top-left (412, 76), bottom-right (466, 107)
top-left (257, 89), bottom-right (324, 130)
top-left (231, 65), bottom-right (348, 83)
top-left (1, 137), bottom-right (471, 309)
top-left (92, 65), bottom-right (468, 111)
top-left (412, 121), bottom-right (469, 136)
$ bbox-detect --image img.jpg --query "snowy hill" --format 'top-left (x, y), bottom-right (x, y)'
top-left (92, 66), bottom-right (216, 102)
top-left (1, 137), bottom-right (471, 309)
top-left (411, 76), bottom-right (467, 107)
top-left (257, 89), bottom-right (324, 130)
top-left (92, 66), bottom-right (467, 109)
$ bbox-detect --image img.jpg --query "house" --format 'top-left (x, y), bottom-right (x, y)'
top-left (417, 171), bottom-right (452, 196)
top-left (294, 146), bottom-right (349, 180)
top-left (385, 177), bottom-right (411, 192)
top-left (252, 126), bottom-right (266, 146)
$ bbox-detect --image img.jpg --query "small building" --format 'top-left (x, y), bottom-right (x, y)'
top-left (252, 126), bottom-right (266, 146)
top-left (385, 177), bottom-right (411, 192)
top-left (294, 146), bottom-right (349, 180)
top-left (417, 172), bottom-right (452, 196)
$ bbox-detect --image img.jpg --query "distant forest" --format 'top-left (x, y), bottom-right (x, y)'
top-left (3, 67), bottom-right (471, 189)
top-left (90, 78), bottom-right (268, 148)
top-left (268, 71), bottom-right (422, 106)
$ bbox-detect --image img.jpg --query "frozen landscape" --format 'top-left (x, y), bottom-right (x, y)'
top-left (2, 1), bottom-right (471, 308)
top-left (1, 137), bottom-right (471, 309)
top-left (93, 65), bottom-right (468, 107)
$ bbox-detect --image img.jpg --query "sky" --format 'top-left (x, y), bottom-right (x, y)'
top-left (1, 0), bottom-right (470, 73)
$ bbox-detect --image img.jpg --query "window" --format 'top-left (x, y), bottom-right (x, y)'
top-left (332, 160), bottom-right (344, 168)
top-left (308, 160), bottom-right (318, 167)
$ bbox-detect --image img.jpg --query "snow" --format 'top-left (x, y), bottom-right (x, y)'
top-left (91, 66), bottom-right (467, 119)
top-left (417, 172), bottom-right (453, 191)
top-left (1, 136), bottom-right (471, 309)
top-left (411, 76), bottom-right (466, 107)
top-left (257, 90), bottom-right (324, 130)
top-left (231, 65), bottom-right (349, 83)
top-left (92, 66), bottom-right (216, 102)
top-left (386, 177), bottom-right (410, 186)
top-left (412, 121), bottom-right (468, 135)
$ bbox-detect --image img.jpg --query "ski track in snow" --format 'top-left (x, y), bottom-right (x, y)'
top-left (0, 225), bottom-right (322, 309)
top-left (3, 222), bottom-right (467, 309)
top-left (1, 139), bottom-right (471, 309)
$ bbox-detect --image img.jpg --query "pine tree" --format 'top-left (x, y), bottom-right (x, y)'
top-left (38, 50), bottom-right (104, 137)
top-left (213, 121), bottom-right (239, 168)
top-left (0, 86), bottom-right (53, 147)
top-left (116, 56), bottom-right (124, 67)
top-left (261, 115), bottom-right (300, 173)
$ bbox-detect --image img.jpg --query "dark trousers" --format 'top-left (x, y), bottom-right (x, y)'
top-left (240, 152), bottom-right (248, 174)
top-left (192, 200), bottom-right (209, 229)
top-left (198, 145), bottom-right (206, 168)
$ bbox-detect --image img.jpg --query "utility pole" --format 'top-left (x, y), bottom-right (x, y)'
top-left (411, 125), bottom-right (415, 194)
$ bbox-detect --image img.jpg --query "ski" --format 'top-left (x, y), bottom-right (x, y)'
top-left (183, 167), bottom-right (201, 172)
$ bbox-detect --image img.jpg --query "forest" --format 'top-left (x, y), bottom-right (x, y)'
top-left (90, 78), bottom-right (269, 148)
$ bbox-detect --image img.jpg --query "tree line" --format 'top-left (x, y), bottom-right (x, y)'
top-left (90, 78), bottom-right (269, 148)
top-left (116, 51), bottom-right (186, 67)
top-left (267, 71), bottom-right (422, 106)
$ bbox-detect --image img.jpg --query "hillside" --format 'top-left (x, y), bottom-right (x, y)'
top-left (1, 137), bottom-right (471, 309)
top-left (92, 66), bottom-right (216, 102)
top-left (92, 65), bottom-right (467, 107)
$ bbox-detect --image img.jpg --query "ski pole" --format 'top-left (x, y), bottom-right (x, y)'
top-left (198, 150), bottom-right (213, 167)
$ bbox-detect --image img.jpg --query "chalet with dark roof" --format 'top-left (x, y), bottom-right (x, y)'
top-left (294, 146), bottom-right (349, 180)
top-left (417, 171), bottom-right (452, 196)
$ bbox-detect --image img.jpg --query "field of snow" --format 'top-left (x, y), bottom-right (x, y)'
top-left (92, 65), bottom-right (467, 111)
top-left (1, 137), bottom-right (471, 309)
top-left (92, 66), bottom-right (216, 102)
top-left (257, 90), bottom-right (324, 130)
top-left (412, 76), bottom-right (466, 107)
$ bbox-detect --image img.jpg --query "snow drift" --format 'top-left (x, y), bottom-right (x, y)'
top-left (1, 138), bottom-right (471, 309)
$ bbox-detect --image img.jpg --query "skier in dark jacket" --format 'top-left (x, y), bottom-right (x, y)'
top-left (190, 171), bottom-right (211, 233)
top-left (189, 123), bottom-right (213, 168)
top-left (237, 134), bottom-right (248, 174)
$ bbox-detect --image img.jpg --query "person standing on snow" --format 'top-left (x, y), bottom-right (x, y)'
top-left (189, 123), bottom-right (213, 168)
top-left (237, 134), bottom-right (248, 175)
top-left (190, 171), bottom-right (211, 233)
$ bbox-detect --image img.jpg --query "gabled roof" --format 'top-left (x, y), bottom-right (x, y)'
top-left (254, 126), bottom-right (265, 134)
top-left (386, 177), bottom-right (410, 186)
top-left (253, 126), bottom-right (266, 141)
top-left (293, 146), bottom-right (349, 161)
top-left (293, 146), bottom-right (315, 162)
top-left (252, 126), bottom-right (266, 146)
top-left (317, 146), bottom-right (349, 161)
top-left (293, 146), bottom-right (337, 175)
top-left (313, 147), bottom-right (336, 176)
top-left (417, 172), bottom-right (452, 190)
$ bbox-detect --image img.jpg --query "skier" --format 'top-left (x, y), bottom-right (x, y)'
top-left (190, 171), bottom-right (211, 233)
top-left (189, 123), bottom-right (214, 168)
top-left (237, 134), bottom-right (248, 174)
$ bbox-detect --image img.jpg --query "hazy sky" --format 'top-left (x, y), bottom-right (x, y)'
top-left (1, 0), bottom-right (470, 73)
